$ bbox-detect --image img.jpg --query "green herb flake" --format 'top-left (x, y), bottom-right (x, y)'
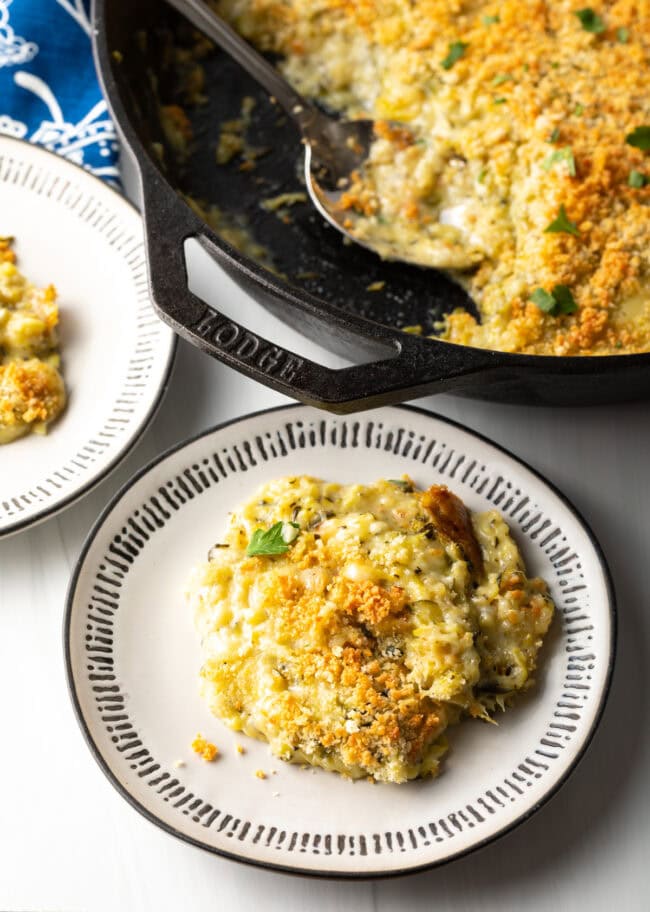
top-left (626, 126), bottom-right (650, 152)
top-left (246, 521), bottom-right (300, 557)
top-left (547, 127), bottom-right (561, 143)
top-left (388, 479), bottom-right (414, 492)
top-left (477, 167), bottom-right (488, 183)
top-left (482, 14), bottom-right (500, 25)
top-left (574, 103), bottom-right (585, 116)
top-left (628, 169), bottom-right (648, 188)
top-left (552, 284), bottom-right (578, 314)
top-left (542, 147), bottom-right (576, 176)
top-left (531, 285), bottom-right (578, 316)
top-left (617, 26), bottom-right (629, 42)
top-left (441, 41), bottom-right (468, 70)
top-left (492, 73), bottom-right (513, 85)
top-left (493, 96), bottom-right (507, 104)
top-left (530, 288), bottom-right (557, 313)
top-left (574, 8), bottom-right (606, 33)
top-left (544, 204), bottom-right (581, 236)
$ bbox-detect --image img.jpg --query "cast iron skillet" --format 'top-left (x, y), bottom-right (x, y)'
top-left (93, 0), bottom-right (650, 413)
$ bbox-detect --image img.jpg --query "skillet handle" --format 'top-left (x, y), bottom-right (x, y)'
top-left (140, 165), bottom-right (508, 413)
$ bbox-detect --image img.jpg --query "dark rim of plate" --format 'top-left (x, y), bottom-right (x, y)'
top-left (63, 403), bottom-right (617, 880)
top-left (0, 134), bottom-right (177, 539)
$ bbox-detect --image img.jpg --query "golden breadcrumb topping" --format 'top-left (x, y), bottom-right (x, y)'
top-left (187, 476), bottom-right (554, 783)
top-left (210, 0), bottom-right (650, 355)
top-left (0, 237), bottom-right (66, 443)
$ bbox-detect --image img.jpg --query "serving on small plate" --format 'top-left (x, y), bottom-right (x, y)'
top-left (0, 135), bottom-right (175, 538)
top-left (65, 405), bottom-right (614, 877)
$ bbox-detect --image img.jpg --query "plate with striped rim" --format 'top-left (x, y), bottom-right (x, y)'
top-left (65, 404), bottom-right (615, 877)
top-left (0, 135), bottom-right (175, 537)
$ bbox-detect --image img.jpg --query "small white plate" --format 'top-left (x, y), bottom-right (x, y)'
top-left (0, 136), bottom-right (175, 537)
top-left (65, 405), bottom-right (615, 878)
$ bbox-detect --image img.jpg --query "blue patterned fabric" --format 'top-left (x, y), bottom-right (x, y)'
top-left (0, 0), bottom-right (119, 181)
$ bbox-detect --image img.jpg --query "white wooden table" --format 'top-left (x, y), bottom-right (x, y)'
top-left (1, 321), bottom-right (648, 909)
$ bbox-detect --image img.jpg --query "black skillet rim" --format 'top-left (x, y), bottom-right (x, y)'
top-left (63, 401), bottom-right (617, 880)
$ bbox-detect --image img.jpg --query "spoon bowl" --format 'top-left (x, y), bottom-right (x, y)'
top-left (163, 0), bottom-right (413, 266)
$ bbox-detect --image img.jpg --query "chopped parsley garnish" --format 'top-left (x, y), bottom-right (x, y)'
top-left (544, 205), bottom-right (581, 236)
top-left (441, 41), bottom-right (468, 70)
top-left (548, 127), bottom-right (561, 143)
top-left (543, 147), bottom-right (576, 176)
top-left (531, 285), bottom-right (578, 316)
top-left (574, 8), bottom-right (606, 33)
top-left (530, 289), bottom-right (556, 312)
top-left (574, 103), bottom-right (585, 116)
top-left (550, 285), bottom-right (578, 314)
top-left (617, 26), bottom-right (629, 43)
top-left (477, 167), bottom-right (488, 183)
top-left (493, 96), bottom-right (507, 104)
top-left (492, 73), bottom-right (513, 85)
top-left (246, 521), bottom-right (300, 557)
top-left (626, 126), bottom-right (650, 152)
top-left (482, 14), bottom-right (500, 25)
top-left (628, 170), bottom-right (648, 188)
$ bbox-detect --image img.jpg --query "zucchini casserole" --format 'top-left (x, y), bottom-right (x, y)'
top-left (0, 238), bottom-right (66, 444)
top-left (186, 477), bottom-right (554, 783)
top-left (208, 0), bottom-right (650, 356)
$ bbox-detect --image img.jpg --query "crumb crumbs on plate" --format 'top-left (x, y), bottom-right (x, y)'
top-left (173, 759), bottom-right (186, 769)
top-left (236, 744), bottom-right (246, 755)
top-left (191, 733), bottom-right (219, 761)
top-left (255, 769), bottom-right (267, 779)
top-left (366, 280), bottom-right (386, 292)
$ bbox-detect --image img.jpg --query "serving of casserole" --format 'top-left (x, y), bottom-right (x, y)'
top-left (187, 475), bottom-right (554, 783)
top-left (0, 237), bottom-right (66, 444)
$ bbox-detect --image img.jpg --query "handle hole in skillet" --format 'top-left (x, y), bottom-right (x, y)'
top-left (185, 238), bottom-right (398, 368)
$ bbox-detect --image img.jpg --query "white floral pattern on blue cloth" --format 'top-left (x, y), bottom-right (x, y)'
top-left (0, 0), bottom-right (119, 182)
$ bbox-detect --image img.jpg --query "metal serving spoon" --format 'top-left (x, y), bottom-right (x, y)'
top-left (163, 0), bottom-right (381, 253)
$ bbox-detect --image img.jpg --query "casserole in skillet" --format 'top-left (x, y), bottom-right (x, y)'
top-left (92, 0), bottom-right (650, 411)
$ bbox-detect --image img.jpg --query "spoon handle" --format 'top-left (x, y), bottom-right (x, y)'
top-left (163, 0), bottom-right (319, 131)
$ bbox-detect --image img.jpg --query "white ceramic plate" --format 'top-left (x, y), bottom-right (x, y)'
top-left (0, 136), bottom-right (175, 537)
top-left (65, 405), bottom-right (615, 877)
